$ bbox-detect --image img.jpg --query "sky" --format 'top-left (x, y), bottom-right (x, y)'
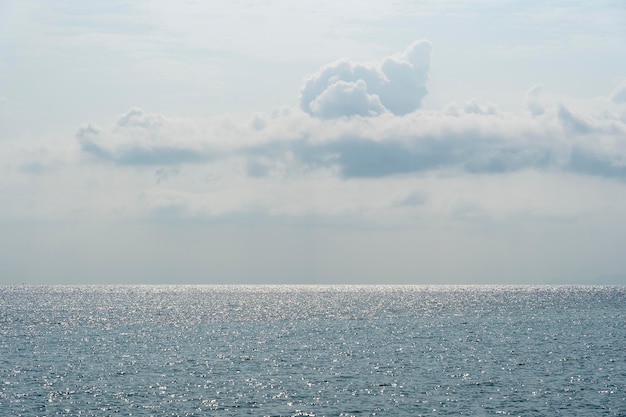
top-left (1, 1), bottom-right (626, 285)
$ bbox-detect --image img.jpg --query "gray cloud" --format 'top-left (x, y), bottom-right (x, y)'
top-left (246, 158), bottom-right (273, 178)
top-left (250, 129), bottom-right (556, 179)
top-left (242, 108), bottom-right (626, 180)
top-left (155, 167), bottom-right (181, 183)
top-left (398, 192), bottom-right (427, 207)
top-left (569, 147), bottom-right (626, 178)
top-left (558, 104), bottom-right (591, 134)
top-left (300, 40), bottom-right (431, 119)
top-left (113, 147), bottom-right (209, 166)
top-left (76, 124), bottom-right (113, 161)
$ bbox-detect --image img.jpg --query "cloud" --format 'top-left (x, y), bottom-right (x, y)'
top-left (238, 103), bottom-right (625, 179)
top-left (610, 83), bottom-right (626, 104)
top-left (77, 108), bottom-right (214, 165)
top-left (73, 57), bottom-right (626, 184)
top-left (309, 79), bottom-right (387, 118)
top-left (397, 191), bottom-right (427, 207)
top-left (526, 84), bottom-right (545, 116)
top-left (250, 113), bottom-right (558, 178)
top-left (155, 167), bottom-right (180, 183)
top-left (300, 40), bottom-right (431, 119)
top-left (76, 103), bottom-right (626, 181)
top-left (569, 147), bottom-right (626, 178)
top-left (116, 107), bottom-right (165, 129)
top-left (558, 104), bottom-right (591, 134)
top-left (463, 98), bottom-right (498, 115)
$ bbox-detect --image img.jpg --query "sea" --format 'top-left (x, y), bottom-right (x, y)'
top-left (0, 285), bottom-right (624, 416)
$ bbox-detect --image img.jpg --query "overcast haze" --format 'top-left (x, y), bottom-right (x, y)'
top-left (1, 1), bottom-right (626, 285)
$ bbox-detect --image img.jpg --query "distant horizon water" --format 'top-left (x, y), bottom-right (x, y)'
top-left (1, 285), bottom-right (624, 415)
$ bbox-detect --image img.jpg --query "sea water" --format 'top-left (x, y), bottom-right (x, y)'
top-left (0, 285), bottom-right (624, 416)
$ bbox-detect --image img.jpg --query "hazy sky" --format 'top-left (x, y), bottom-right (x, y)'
top-left (1, 1), bottom-right (626, 284)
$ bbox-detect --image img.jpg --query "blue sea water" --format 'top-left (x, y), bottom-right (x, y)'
top-left (0, 285), bottom-right (624, 416)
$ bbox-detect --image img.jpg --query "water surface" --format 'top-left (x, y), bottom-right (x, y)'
top-left (1, 285), bottom-right (624, 416)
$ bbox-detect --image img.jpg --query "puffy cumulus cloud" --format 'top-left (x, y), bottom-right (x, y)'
top-left (309, 79), bottom-right (387, 118)
top-left (300, 40), bottom-right (431, 119)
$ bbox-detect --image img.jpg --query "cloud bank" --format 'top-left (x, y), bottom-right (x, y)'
top-left (74, 40), bottom-right (626, 182)
top-left (4, 39), bottom-right (626, 229)
top-left (62, 39), bottom-right (626, 225)
top-left (77, 103), bottom-right (626, 180)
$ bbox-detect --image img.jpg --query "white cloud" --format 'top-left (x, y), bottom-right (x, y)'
top-left (309, 79), bottom-right (387, 118)
top-left (77, 108), bottom-right (215, 165)
top-left (463, 98), bottom-right (498, 115)
top-left (300, 40), bottom-right (431, 119)
top-left (610, 83), bottom-right (626, 104)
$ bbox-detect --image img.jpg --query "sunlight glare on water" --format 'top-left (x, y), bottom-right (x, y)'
top-left (0, 285), bottom-right (624, 416)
